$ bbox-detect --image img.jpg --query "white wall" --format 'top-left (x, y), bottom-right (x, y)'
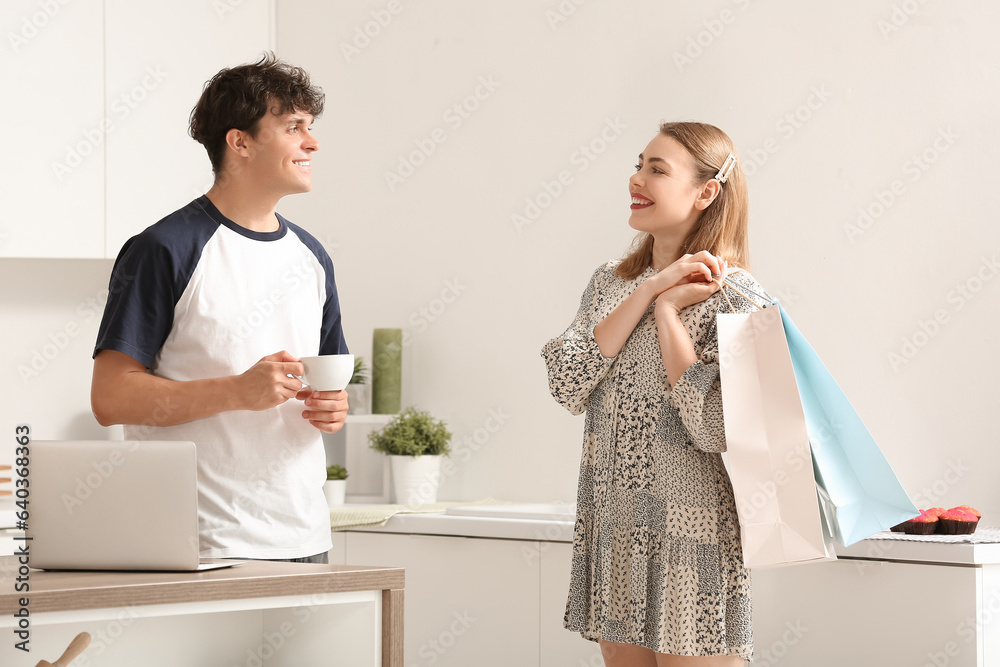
top-left (2, 1), bottom-right (997, 520)
top-left (271, 0), bottom-right (1000, 512)
top-left (0, 259), bottom-right (121, 441)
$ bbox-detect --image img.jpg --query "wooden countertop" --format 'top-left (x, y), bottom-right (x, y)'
top-left (0, 556), bottom-right (404, 614)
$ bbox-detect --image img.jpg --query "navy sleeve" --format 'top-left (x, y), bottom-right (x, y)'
top-left (93, 233), bottom-right (178, 368)
top-left (286, 221), bottom-right (349, 355)
top-left (94, 200), bottom-right (217, 368)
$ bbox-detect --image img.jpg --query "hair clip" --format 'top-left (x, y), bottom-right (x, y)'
top-left (715, 153), bottom-right (737, 184)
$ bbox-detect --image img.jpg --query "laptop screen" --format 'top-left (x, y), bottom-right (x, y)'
top-left (26, 440), bottom-right (202, 571)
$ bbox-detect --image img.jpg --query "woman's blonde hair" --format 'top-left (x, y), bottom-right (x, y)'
top-left (616, 121), bottom-right (750, 280)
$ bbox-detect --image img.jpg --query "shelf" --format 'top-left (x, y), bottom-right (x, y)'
top-left (346, 414), bottom-right (397, 424)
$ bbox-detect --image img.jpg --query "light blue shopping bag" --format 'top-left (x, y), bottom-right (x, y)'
top-left (777, 304), bottom-right (919, 546)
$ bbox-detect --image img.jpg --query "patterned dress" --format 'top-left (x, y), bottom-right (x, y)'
top-left (542, 259), bottom-right (766, 660)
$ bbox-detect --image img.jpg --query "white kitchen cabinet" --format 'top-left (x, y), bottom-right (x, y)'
top-left (339, 527), bottom-right (599, 666)
top-left (1, 2), bottom-right (273, 259)
top-left (752, 559), bottom-right (990, 666)
top-left (540, 541), bottom-right (605, 665)
top-left (346, 531), bottom-right (540, 666)
top-left (329, 531), bottom-right (347, 565)
top-left (104, 0), bottom-right (273, 258)
top-left (1, 1), bottom-right (104, 258)
top-left (339, 513), bottom-right (1000, 665)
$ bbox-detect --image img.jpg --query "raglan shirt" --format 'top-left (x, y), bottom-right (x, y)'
top-left (94, 196), bottom-right (348, 559)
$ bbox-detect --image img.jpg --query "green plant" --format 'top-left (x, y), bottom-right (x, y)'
top-left (326, 464), bottom-right (349, 481)
top-left (349, 356), bottom-right (369, 385)
top-left (368, 407), bottom-right (452, 457)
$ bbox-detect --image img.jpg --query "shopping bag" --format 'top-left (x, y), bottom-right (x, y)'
top-left (777, 305), bottom-right (919, 546)
top-left (717, 303), bottom-right (835, 568)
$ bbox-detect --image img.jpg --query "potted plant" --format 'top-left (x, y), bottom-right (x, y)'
top-left (346, 356), bottom-right (371, 415)
top-left (324, 464), bottom-right (349, 507)
top-left (368, 407), bottom-right (452, 504)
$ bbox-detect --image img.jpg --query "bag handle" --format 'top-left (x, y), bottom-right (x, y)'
top-left (715, 267), bottom-right (774, 313)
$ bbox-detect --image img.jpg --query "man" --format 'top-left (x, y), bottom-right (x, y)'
top-left (91, 53), bottom-right (348, 563)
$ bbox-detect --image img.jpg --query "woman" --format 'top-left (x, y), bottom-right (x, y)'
top-left (542, 121), bottom-right (768, 666)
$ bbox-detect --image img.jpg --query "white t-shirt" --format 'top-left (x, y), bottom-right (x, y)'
top-left (95, 196), bottom-right (348, 559)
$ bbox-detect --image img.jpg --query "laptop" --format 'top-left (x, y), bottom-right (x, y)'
top-left (27, 440), bottom-right (239, 571)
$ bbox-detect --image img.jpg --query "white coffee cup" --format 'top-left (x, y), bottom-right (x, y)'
top-left (299, 354), bottom-right (354, 391)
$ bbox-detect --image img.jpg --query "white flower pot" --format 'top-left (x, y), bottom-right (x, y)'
top-left (389, 455), bottom-right (443, 505)
top-left (323, 479), bottom-right (346, 507)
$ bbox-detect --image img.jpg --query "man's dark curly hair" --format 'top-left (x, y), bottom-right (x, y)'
top-left (189, 52), bottom-right (325, 177)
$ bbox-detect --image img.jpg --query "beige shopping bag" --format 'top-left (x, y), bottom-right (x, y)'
top-left (717, 304), bottom-right (835, 568)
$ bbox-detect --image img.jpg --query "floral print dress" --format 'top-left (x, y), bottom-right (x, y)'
top-left (542, 259), bottom-right (766, 660)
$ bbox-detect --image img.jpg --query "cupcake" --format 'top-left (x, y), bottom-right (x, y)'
top-left (891, 509), bottom-right (939, 534)
top-left (937, 506), bottom-right (980, 534)
top-left (924, 507), bottom-right (946, 518)
top-left (957, 505), bottom-right (981, 519)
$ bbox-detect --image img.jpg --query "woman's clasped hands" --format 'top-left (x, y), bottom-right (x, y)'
top-left (646, 250), bottom-right (727, 317)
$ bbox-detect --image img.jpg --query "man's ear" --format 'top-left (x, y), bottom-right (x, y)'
top-left (694, 179), bottom-right (722, 211)
top-left (225, 128), bottom-right (252, 158)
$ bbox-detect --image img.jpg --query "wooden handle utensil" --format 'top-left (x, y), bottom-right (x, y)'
top-left (35, 632), bottom-right (91, 667)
